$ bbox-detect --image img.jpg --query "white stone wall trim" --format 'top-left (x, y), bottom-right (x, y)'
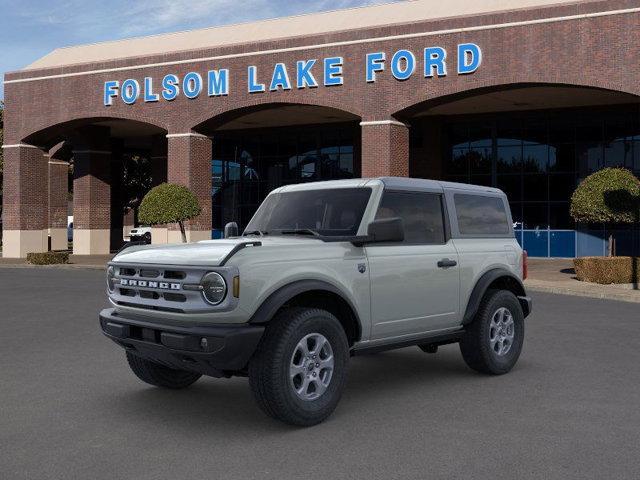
top-left (360, 120), bottom-right (409, 127)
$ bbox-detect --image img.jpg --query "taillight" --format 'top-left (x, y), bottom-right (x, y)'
top-left (522, 250), bottom-right (528, 280)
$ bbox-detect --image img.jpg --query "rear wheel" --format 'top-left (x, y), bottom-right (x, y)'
top-left (459, 289), bottom-right (524, 375)
top-left (126, 351), bottom-right (201, 389)
top-left (249, 307), bottom-right (349, 426)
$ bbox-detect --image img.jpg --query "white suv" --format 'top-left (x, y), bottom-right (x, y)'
top-left (100, 177), bottom-right (531, 426)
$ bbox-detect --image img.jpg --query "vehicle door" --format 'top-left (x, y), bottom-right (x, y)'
top-left (365, 189), bottom-right (460, 340)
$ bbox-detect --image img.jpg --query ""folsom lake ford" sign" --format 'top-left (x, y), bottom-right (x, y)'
top-left (103, 43), bottom-right (482, 106)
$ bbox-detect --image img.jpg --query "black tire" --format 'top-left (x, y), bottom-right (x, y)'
top-left (248, 307), bottom-right (349, 426)
top-left (143, 232), bottom-right (152, 243)
top-left (126, 351), bottom-right (202, 389)
top-left (459, 289), bottom-right (525, 375)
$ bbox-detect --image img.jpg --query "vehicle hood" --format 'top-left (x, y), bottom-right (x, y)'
top-left (111, 236), bottom-right (324, 266)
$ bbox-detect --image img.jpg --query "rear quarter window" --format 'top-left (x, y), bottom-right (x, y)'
top-left (454, 194), bottom-right (510, 236)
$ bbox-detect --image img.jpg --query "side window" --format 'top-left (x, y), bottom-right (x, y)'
top-left (454, 194), bottom-right (510, 235)
top-left (375, 191), bottom-right (446, 244)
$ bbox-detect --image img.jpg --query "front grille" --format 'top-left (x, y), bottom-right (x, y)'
top-left (109, 263), bottom-right (238, 314)
top-left (164, 270), bottom-right (186, 280)
top-left (139, 269), bottom-right (160, 278)
top-left (112, 265), bottom-right (203, 312)
top-left (163, 292), bottom-right (187, 303)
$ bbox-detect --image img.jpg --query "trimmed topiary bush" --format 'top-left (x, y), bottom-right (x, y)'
top-left (138, 183), bottom-right (202, 243)
top-left (27, 251), bottom-right (69, 265)
top-left (570, 168), bottom-right (640, 256)
top-left (574, 256), bottom-right (639, 284)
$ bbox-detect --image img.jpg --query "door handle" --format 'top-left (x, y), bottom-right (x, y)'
top-left (437, 258), bottom-right (457, 268)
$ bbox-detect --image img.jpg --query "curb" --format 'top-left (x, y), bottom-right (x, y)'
top-left (526, 282), bottom-right (640, 304)
top-left (0, 263), bottom-right (106, 271)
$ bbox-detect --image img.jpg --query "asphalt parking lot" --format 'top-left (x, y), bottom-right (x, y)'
top-left (1, 268), bottom-right (639, 480)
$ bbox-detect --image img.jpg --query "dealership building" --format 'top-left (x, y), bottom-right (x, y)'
top-left (3, 0), bottom-right (640, 257)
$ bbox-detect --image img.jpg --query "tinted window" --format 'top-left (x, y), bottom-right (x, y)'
top-left (245, 188), bottom-right (371, 237)
top-left (454, 194), bottom-right (510, 235)
top-left (375, 191), bottom-right (445, 244)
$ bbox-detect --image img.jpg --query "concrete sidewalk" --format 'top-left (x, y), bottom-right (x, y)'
top-left (525, 258), bottom-right (640, 303)
top-left (0, 254), bottom-right (112, 270)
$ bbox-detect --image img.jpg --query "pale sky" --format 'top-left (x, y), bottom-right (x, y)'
top-left (0, 0), bottom-right (402, 99)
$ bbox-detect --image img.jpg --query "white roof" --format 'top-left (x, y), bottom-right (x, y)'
top-left (25, 0), bottom-right (586, 70)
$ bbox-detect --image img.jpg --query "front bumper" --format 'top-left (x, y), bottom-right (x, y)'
top-left (99, 308), bottom-right (264, 377)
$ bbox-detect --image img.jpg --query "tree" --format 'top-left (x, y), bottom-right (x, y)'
top-left (570, 168), bottom-right (640, 256)
top-left (138, 183), bottom-right (201, 243)
top-left (121, 153), bottom-right (152, 223)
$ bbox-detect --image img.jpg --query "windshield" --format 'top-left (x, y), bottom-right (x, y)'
top-left (244, 188), bottom-right (372, 237)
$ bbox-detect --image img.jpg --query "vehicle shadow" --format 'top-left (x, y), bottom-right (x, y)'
top-left (105, 347), bottom-right (481, 433)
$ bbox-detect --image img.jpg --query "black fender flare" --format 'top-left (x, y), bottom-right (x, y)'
top-left (248, 280), bottom-right (362, 339)
top-left (462, 268), bottom-right (530, 324)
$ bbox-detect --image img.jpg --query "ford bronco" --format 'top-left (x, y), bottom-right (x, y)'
top-left (100, 177), bottom-right (531, 426)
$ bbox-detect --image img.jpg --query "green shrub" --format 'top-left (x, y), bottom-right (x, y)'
top-left (570, 168), bottom-right (640, 224)
top-left (138, 183), bottom-right (202, 242)
top-left (570, 168), bottom-right (640, 256)
top-left (27, 251), bottom-right (69, 265)
top-left (573, 256), bottom-right (640, 284)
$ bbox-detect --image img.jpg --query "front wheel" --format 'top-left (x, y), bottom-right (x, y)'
top-left (459, 290), bottom-right (525, 375)
top-left (249, 307), bottom-right (349, 426)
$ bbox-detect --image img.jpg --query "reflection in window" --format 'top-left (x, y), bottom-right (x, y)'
top-left (376, 192), bottom-right (446, 244)
top-left (211, 124), bottom-right (358, 232)
top-left (443, 106), bottom-right (640, 231)
top-left (454, 194), bottom-right (510, 235)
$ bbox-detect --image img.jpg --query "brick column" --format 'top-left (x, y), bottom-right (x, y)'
top-left (151, 134), bottom-right (168, 187)
top-left (150, 134), bottom-right (169, 244)
top-left (166, 133), bottom-right (212, 243)
top-left (1, 144), bottom-right (49, 258)
top-left (110, 145), bottom-right (125, 252)
top-left (360, 120), bottom-right (410, 178)
top-left (72, 127), bottom-right (112, 255)
top-left (48, 159), bottom-right (69, 251)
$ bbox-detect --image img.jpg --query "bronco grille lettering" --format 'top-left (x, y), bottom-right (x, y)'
top-left (120, 278), bottom-right (181, 290)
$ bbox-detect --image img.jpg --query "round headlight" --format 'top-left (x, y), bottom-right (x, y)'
top-left (201, 272), bottom-right (227, 305)
top-left (107, 266), bottom-right (116, 292)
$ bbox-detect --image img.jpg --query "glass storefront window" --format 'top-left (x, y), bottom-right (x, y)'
top-left (469, 147), bottom-right (492, 174)
top-left (549, 144), bottom-right (575, 173)
top-left (497, 145), bottom-right (522, 173)
top-left (211, 123), bottom-right (358, 233)
top-left (523, 144), bottom-right (548, 173)
top-left (497, 175), bottom-right (522, 201)
top-left (442, 104), bottom-right (640, 239)
top-left (523, 174), bottom-right (547, 202)
top-left (577, 143), bottom-right (603, 174)
top-left (449, 147), bottom-right (469, 175)
top-left (522, 203), bottom-right (548, 229)
top-left (549, 202), bottom-right (573, 229)
top-left (604, 140), bottom-right (632, 168)
top-left (549, 174), bottom-right (576, 202)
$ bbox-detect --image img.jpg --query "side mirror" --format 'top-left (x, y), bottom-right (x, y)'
top-left (366, 217), bottom-right (404, 243)
top-left (224, 222), bottom-right (239, 238)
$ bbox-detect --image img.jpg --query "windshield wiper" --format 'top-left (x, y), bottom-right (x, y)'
top-left (243, 230), bottom-right (267, 237)
top-left (278, 228), bottom-right (320, 237)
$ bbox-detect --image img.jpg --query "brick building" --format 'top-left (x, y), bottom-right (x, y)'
top-left (3, 0), bottom-right (640, 258)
